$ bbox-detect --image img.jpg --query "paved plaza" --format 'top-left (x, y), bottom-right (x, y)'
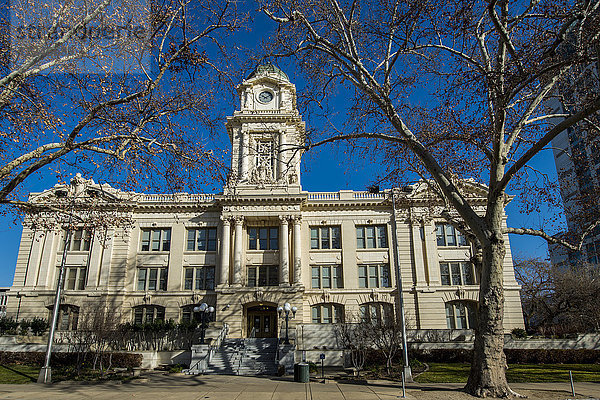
top-left (0, 373), bottom-right (599, 400)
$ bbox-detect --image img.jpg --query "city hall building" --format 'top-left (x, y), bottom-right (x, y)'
top-left (4, 66), bottom-right (524, 343)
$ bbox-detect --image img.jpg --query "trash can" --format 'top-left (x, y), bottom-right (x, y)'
top-left (294, 362), bottom-right (309, 383)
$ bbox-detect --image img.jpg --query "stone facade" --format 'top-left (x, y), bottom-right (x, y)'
top-left (4, 66), bottom-right (524, 342)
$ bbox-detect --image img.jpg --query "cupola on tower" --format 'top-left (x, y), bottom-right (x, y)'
top-left (225, 65), bottom-right (305, 194)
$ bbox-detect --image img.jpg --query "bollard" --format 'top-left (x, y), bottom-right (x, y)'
top-left (569, 370), bottom-right (575, 396)
top-left (401, 371), bottom-right (406, 398)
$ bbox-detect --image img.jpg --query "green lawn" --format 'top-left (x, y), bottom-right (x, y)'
top-left (0, 364), bottom-right (39, 384)
top-left (415, 363), bottom-right (600, 383)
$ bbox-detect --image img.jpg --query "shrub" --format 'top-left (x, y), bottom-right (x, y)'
top-left (29, 318), bottom-right (48, 336)
top-left (0, 317), bottom-right (19, 335)
top-left (0, 351), bottom-right (143, 369)
top-left (410, 348), bottom-right (600, 364)
top-left (18, 320), bottom-right (31, 336)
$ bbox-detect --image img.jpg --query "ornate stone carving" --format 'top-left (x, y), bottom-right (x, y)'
top-left (143, 293), bottom-right (152, 304)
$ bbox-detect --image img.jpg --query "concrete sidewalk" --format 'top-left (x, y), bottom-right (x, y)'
top-left (0, 373), bottom-right (598, 399)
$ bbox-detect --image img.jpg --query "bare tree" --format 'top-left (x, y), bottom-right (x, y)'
top-left (513, 257), bottom-right (555, 332)
top-left (335, 316), bottom-right (367, 377)
top-left (0, 0), bottom-right (244, 211)
top-left (263, 0), bottom-right (600, 396)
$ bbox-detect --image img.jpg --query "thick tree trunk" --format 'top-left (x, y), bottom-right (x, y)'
top-left (465, 227), bottom-right (515, 397)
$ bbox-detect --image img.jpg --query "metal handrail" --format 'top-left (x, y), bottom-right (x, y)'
top-left (187, 323), bottom-right (229, 373)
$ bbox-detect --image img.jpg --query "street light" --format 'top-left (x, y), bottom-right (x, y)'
top-left (278, 302), bottom-right (297, 345)
top-left (193, 303), bottom-right (215, 344)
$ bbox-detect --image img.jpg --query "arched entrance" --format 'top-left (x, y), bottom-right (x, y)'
top-left (246, 303), bottom-right (277, 338)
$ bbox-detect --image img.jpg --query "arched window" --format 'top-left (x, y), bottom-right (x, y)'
top-left (359, 302), bottom-right (394, 324)
top-left (133, 305), bottom-right (165, 324)
top-left (48, 304), bottom-right (79, 331)
top-left (311, 303), bottom-right (344, 324)
top-left (445, 301), bottom-right (477, 329)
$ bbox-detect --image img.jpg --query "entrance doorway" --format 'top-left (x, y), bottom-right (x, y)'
top-left (246, 304), bottom-right (277, 338)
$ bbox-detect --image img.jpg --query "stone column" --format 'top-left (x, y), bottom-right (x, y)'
top-left (232, 216), bottom-right (244, 286)
top-left (219, 217), bottom-right (231, 286)
top-left (279, 216), bottom-right (290, 285)
top-left (292, 216), bottom-right (302, 285)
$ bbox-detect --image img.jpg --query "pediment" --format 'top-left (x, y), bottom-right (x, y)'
top-left (29, 173), bottom-right (127, 204)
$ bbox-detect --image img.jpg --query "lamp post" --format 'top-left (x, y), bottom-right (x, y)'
top-left (194, 303), bottom-right (215, 344)
top-left (277, 302), bottom-right (297, 345)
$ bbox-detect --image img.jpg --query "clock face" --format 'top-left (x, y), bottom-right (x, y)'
top-left (258, 90), bottom-right (274, 103)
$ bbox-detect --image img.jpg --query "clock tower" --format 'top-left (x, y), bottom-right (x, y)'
top-left (225, 65), bottom-right (305, 194)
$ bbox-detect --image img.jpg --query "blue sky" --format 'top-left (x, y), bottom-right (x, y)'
top-left (0, 4), bottom-right (563, 287)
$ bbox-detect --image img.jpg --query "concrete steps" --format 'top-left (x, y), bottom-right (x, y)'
top-left (200, 338), bottom-right (279, 376)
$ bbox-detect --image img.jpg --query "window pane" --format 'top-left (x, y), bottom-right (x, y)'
top-left (249, 228), bottom-right (257, 250)
top-left (160, 268), bottom-right (167, 290)
top-left (248, 267), bottom-right (256, 287)
top-left (333, 266), bottom-right (343, 288)
top-left (358, 265), bottom-right (367, 288)
top-left (187, 230), bottom-right (195, 251)
top-left (268, 266), bottom-right (279, 286)
top-left (445, 304), bottom-right (455, 329)
top-left (368, 265), bottom-right (378, 288)
top-left (195, 267), bottom-right (204, 290)
top-left (366, 226), bottom-right (376, 248)
top-left (148, 268), bottom-right (158, 291)
top-left (162, 229), bottom-right (171, 251)
top-left (322, 305), bottom-right (332, 323)
top-left (322, 266), bottom-right (331, 288)
top-left (436, 225), bottom-right (445, 246)
top-left (137, 269), bottom-right (147, 291)
top-left (331, 227), bottom-right (341, 249)
top-left (455, 303), bottom-right (467, 329)
top-left (451, 263), bottom-right (461, 285)
top-left (457, 230), bottom-right (467, 246)
top-left (320, 227), bottom-right (330, 249)
top-left (82, 231), bottom-right (91, 251)
top-left (380, 265), bottom-right (390, 287)
top-left (377, 226), bottom-right (387, 248)
top-left (440, 263), bottom-right (450, 285)
top-left (206, 267), bottom-right (215, 290)
top-left (333, 305), bottom-right (342, 323)
top-left (310, 228), bottom-right (319, 249)
top-left (356, 228), bottom-right (365, 248)
top-left (269, 228), bottom-right (278, 250)
top-left (312, 306), bottom-right (320, 323)
top-left (67, 268), bottom-right (76, 290)
top-left (461, 263), bottom-right (474, 285)
top-left (198, 229), bottom-right (207, 250)
top-left (184, 268), bottom-right (193, 290)
top-left (134, 308), bottom-right (143, 325)
top-left (156, 307), bottom-right (165, 321)
top-left (258, 266), bottom-right (268, 286)
top-left (259, 228), bottom-right (268, 250)
top-left (73, 229), bottom-right (82, 251)
top-left (77, 268), bottom-right (85, 290)
top-left (359, 305), bottom-right (367, 322)
top-left (141, 230), bottom-right (150, 251)
top-left (207, 228), bottom-right (217, 251)
top-left (445, 225), bottom-right (456, 246)
top-left (151, 230), bottom-right (160, 251)
top-left (311, 266), bottom-right (320, 289)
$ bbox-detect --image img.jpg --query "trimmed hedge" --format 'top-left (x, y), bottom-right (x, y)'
top-left (0, 351), bottom-right (143, 369)
top-left (410, 348), bottom-right (600, 364)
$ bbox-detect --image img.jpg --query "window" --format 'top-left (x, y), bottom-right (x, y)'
top-left (184, 266), bottom-right (215, 290)
top-left (61, 266), bottom-right (86, 290)
top-left (187, 228), bottom-right (217, 251)
top-left (440, 262), bottom-right (475, 285)
top-left (445, 301), bottom-right (477, 329)
top-left (360, 302), bottom-right (394, 324)
top-left (311, 303), bottom-right (344, 324)
top-left (61, 229), bottom-right (92, 251)
top-left (311, 265), bottom-right (343, 288)
top-left (358, 264), bottom-right (391, 288)
top-left (133, 305), bottom-right (165, 324)
top-left (436, 224), bottom-right (467, 247)
top-left (247, 265), bottom-right (278, 287)
top-left (52, 305), bottom-right (79, 331)
top-left (356, 225), bottom-right (388, 249)
top-left (248, 227), bottom-right (279, 250)
top-left (310, 226), bottom-right (341, 249)
top-left (140, 228), bottom-right (171, 252)
top-left (137, 267), bottom-right (168, 291)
